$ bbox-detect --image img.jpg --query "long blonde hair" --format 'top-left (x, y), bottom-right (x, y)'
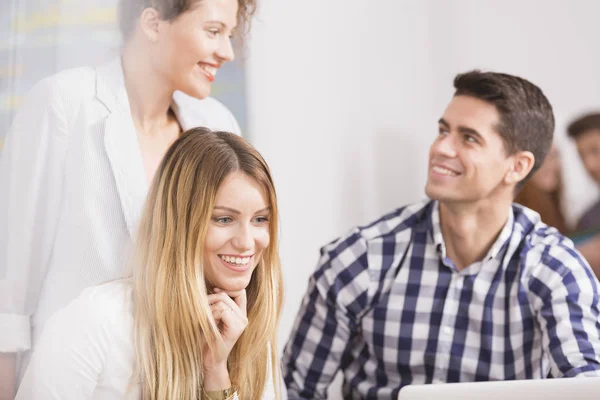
top-left (131, 128), bottom-right (283, 399)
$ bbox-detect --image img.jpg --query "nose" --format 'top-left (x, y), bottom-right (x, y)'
top-left (431, 134), bottom-right (457, 158)
top-left (232, 222), bottom-right (253, 251)
top-left (216, 36), bottom-right (235, 63)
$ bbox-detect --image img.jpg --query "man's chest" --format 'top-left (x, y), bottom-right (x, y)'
top-left (357, 263), bottom-right (542, 381)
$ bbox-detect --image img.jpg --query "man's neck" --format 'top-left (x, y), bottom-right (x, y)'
top-left (438, 199), bottom-right (511, 270)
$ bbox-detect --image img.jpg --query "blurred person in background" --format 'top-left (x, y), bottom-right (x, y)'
top-left (567, 113), bottom-right (600, 233)
top-left (0, 0), bottom-right (255, 398)
top-left (566, 112), bottom-right (600, 279)
top-left (515, 144), bottom-right (570, 234)
top-left (16, 129), bottom-right (283, 400)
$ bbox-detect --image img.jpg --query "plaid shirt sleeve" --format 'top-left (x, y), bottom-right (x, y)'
top-left (282, 229), bottom-right (373, 399)
top-left (527, 236), bottom-right (600, 377)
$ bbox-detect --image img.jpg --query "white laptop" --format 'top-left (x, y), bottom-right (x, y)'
top-left (398, 377), bottom-right (600, 400)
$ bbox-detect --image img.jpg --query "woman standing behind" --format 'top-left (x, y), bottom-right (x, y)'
top-left (16, 129), bottom-right (283, 399)
top-left (515, 145), bottom-right (570, 234)
top-left (0, 0), bottom-right (255, 396)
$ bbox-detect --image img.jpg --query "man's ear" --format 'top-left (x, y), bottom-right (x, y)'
top-left (505, 150), bottom-right (535, 185)
top-left (139, 7), bottom-right (162, 42)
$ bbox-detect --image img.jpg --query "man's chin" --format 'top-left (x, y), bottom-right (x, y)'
top-left (424, 183), bottom-right (442, 200)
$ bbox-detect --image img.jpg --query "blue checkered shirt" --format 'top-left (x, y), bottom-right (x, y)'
top-left (282, 200), bottom-right (600, 399)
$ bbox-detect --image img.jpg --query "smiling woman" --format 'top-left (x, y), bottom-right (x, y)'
top-left (16, 129), bottom-right (283, 399)
top-left (205, 171), bottom-right (272, 292)
top-left (119, 0), bottom-right (256, 39)
top-left (120, 0), bottom-right (256, 101)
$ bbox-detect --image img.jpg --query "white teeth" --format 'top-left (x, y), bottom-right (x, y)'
top-left (200, 64), bottom-right (217, 77)
top-left (432, 166), bottom-right (459, 176)
top-left (219, 255), bottom-right (250, 265)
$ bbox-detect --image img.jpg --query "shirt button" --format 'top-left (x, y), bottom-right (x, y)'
top-left (443, 326), bottom-right (453, 336)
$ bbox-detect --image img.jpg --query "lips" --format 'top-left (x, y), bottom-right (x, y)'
top-left (198, 63), bottom-right (218, 82)
top-left (219, 254), bottom-right (251, 266)
top-left (217, 254), bottom-right (252, 273)
top-left (431, 164), bottom-right (461, 176)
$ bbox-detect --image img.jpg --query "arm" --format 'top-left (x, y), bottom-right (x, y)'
top-left (0, 354), bottom-right (15, 400)
top-left (576, 234), bottom-right (600, 280)
top-left (0, 79), bottom-right (69, 396)
top-left (282, 233), bottom-right (371, 399)
top-left (14, 287), bottom-right (114, 399)
top-left (530, 244), bottom-right (600, 377)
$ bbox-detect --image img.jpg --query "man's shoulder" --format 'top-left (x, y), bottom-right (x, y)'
top-left (318, 199), bottom-right (432, 270)
top-left (324, 199), bottom-right (430, 247)
top-left (513, 205), bottom-right (590, 279)
top-left (360, 199), bottom-right (432, 240)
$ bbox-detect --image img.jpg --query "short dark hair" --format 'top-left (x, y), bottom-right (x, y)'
top-left (453, 70), bottom-right (555, 183)
top-left (567, 112), bottom-right (600, 139)
top-left (118, 0), bottom-right (256, 39)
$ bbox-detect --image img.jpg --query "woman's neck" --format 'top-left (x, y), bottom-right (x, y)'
top-left (121, 46), bottom-right (175, 136)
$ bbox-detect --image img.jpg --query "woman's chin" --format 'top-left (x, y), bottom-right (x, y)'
top-left (180, 82), bottom-right (211, 100)
top-left (212, 277), bottom-right (251, 293)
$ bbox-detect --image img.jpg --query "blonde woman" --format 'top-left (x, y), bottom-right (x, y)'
top-left (16, 129), bottom-right (283, 399)
top-left (0, 0), bottom-right (256, 395)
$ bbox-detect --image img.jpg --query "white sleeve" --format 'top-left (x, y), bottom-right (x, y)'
top-left (261, 346), bottom-right (286, 400)
top-left (15, 288), bottom-right (113, 400)
top-left (0, 78), bottom-right (69, 352)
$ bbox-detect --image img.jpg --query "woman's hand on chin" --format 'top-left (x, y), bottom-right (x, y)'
top-left (203, 288), bottom-right (248, 388)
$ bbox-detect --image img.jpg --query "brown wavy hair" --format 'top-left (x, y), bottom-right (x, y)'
top-left (118, 0), bottom-right (257, 38)
top-left (515, 178), bottom-right (568, 234)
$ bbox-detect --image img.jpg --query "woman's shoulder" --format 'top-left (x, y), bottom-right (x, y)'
top-left (17, 283), bottom-right (135, 398)
top-left (50, 280), bottom-right (134, 334)
top-left (29, 65), bottom-right (96, 100)
top-left (18, 66), bottom-right (97, 126)
top-left (75, 280), bottom-right (133, 317)
top-left (172, 91), bottom-right (241, 134)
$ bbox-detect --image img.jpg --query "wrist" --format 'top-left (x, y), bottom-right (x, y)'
top-left (202, 386), bottom-right (236, 400)
top-left (203, 362), bottom-right (230, 391)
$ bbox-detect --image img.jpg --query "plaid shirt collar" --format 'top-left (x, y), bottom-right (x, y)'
top-left (430, 200), bottom-right (515, 273)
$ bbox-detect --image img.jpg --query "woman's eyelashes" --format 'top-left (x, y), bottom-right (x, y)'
top-left (206, 28), bottom-right (220, 38)
top-left (211, 215), bottom-right (270, 226)
top-left (213, 216), bottom-right (233, 225)
top-left (252, 215), bottom-right (269, 224)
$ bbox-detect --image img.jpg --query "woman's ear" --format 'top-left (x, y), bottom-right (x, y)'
top-left (505, 150), bottom-right (535, 185)
top-left (139, 7), bottom-right (162, 42)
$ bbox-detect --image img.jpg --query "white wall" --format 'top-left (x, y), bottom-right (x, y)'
top-left (246, 0), bottom-right (438, 351)
top-left (245, 0), bottom-right (600, 395)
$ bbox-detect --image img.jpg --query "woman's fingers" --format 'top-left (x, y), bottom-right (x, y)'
top-left (230, 290), bottom-right (247, 318)
top-left (203, 290), bottom-right (248, 369)
top-left (209, 298), bottom-right (247, 329)
top-left (208, 291), bottom-right (247, 320)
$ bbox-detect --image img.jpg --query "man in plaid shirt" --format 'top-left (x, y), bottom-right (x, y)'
top-left (282, 70), bottom-right (600, 399)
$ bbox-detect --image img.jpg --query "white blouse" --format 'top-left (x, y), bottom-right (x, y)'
top-left (16, 281), bottom-right (277, 399)
top-left (0, 58), bottom-right (241, 372)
